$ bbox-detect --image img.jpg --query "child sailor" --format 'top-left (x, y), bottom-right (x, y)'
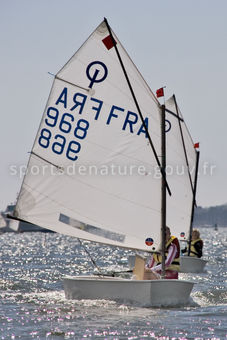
top-left (145, 226), bottom-right (180, 279)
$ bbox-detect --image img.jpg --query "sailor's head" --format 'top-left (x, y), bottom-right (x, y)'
top-left (192, 229), bottom-right (200, 240)
top-left (165, 226), bottom-right (171, 241)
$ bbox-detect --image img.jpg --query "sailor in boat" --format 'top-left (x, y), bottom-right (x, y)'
top-left (182, 229), bottom-right (203, 258)
top-left (145, 226), bottom-right (180, 279)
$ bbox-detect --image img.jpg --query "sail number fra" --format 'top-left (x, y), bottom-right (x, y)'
top-left (38, 107), bottom-right (89, 161)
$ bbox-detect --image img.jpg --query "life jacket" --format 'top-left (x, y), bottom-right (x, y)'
top-left (153, 236), bottom-right (180, 272)
top-left (188, 238), bottom-right (203, 257)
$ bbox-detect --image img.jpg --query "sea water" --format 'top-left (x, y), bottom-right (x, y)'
top-left (0, 227), bottom-right (226, 339)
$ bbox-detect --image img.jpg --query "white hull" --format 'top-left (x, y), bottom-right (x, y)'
top-left (64, 276), bottom-right (194, 307)
top-left (180, 256), bottom-right (207, 273)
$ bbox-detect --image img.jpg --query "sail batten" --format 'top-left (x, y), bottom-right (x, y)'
top-left (31, 151), bottom-right (64, 170)
top-left (55, 76), bottom-right (90, 92)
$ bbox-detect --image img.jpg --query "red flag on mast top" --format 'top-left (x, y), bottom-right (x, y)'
top-left (194, 142), bottom-right (200, 149)
top-left (156, 87), bottom-right (164, 98)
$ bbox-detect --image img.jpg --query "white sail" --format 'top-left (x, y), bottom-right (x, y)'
top-left (14, 20), bottom-right (162, 252)
top-left (165, 95), bottom-right (197, 240)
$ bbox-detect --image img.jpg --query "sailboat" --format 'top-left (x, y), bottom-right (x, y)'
top-left (10, 18), bottom-right (195, 306)
top-left (165, 96), bottom-right (207, 273)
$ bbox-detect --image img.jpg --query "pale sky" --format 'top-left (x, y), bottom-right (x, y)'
top-left (0, 0), bottom-right (226, 211)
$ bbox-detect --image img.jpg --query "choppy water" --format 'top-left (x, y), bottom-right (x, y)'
top-left (0, 227), bottom-right (226, 339)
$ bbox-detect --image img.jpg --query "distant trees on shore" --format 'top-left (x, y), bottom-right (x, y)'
top-left (194, 204), bottom-right (227, 227)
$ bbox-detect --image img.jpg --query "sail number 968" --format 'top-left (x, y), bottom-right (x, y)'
top-left (38, 107), bottom-right (89, 161)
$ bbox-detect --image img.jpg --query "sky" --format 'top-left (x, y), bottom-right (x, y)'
top-left (0, 0), bottom-right (227, 211)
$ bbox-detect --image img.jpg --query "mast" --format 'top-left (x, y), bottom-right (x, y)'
top-left (187, 149), bottom-right (200, 256)
top-left (161, 104), bottom-right (166, 278)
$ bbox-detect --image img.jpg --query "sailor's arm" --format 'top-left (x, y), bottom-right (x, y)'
top-left (146, 256), bottom-right (155, 269)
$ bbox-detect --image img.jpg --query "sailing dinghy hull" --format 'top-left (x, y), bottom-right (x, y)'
top-left (180, 256), bottom-right (207, 273)
top-left (64, 276), bottom-right (194, 307)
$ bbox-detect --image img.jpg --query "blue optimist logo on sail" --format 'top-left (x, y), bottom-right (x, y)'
top-left (165, 119), bottom-right (171, 133)
top-left (86, 61), bottom-right (108, 89)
